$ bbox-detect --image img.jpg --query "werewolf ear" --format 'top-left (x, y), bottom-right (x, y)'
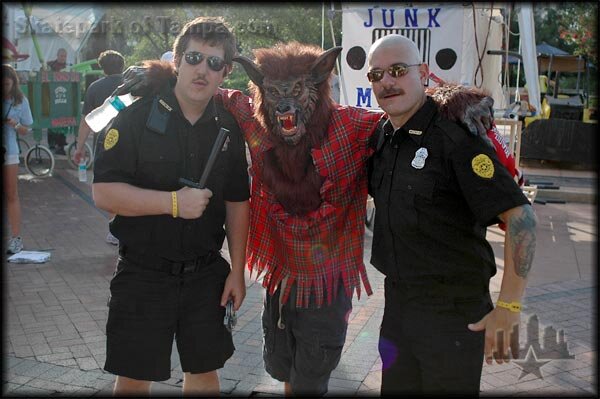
top-left (233, 55), bottom-right (263, 87)
top-left (310, 46), bottom-right (342, 84)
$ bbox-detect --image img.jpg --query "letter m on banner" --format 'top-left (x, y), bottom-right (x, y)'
top-left (356, 87), bottom-right (372, 107)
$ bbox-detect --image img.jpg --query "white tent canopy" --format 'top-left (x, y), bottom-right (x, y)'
top-left (3, 3), bottom-right (104, 70)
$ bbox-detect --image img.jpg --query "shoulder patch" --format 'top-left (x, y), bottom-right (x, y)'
top-left (471, 153), bottom-right (494, 178)
top-left (104, 128), bottom-right (119, 151)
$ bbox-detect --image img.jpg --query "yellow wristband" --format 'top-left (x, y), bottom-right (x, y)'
top-left (171, 191), bottom-right (178, 218)
top-left (496, 300), bottom-right (521, 313)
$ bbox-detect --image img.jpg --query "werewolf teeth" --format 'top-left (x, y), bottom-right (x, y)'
top-left (277, 114), bottom-right (296, 131)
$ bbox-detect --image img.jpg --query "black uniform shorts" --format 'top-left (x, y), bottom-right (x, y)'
top-left (262, 280), bottom-right (352, 396)
top-left (379, 277), bottom-right (493, 396)
top-left (104, 254), bottom-right (234, 381)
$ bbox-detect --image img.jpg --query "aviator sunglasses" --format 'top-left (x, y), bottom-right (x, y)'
top-left (366, 63), bottom-right (421, 82)
top-left (183, 51), bottom-right (227, 72)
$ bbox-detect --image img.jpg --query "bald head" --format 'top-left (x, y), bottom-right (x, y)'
top-left (368, 34), bottom-right (421, 66)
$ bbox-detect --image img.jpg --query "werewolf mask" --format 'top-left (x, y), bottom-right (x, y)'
top-left (234, 43), bottom-right (341, 146)
top-left (231, 43), bottom-right (343, 215)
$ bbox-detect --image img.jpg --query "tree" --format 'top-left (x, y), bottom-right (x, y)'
top-left (556, 3), bottom-right (597, 66)
top-left (534, 3), bottom-right (598, 96)
top-left (533, 3), bottom-right (598, 66)
top-left (85, 6), bottom-right (189, 64)
top-left (82, 4), bottom-right (343, 92)
top-left (174, 3), bottom-right (343, 92)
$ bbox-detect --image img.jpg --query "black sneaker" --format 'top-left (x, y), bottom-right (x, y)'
top-left (54, 146), bottom-right (66, 155)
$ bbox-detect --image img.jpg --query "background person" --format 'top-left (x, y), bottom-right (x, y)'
top-left (367, 34), bottom-right (537, 395)
top-left (73, 50), bottom-right (126, 246)
top-left (47, 48), bottom-right (69, 155)
top-left (47, 47), bottom-right (68, 71)
top-left (3, 64), bottom-right (33, 254)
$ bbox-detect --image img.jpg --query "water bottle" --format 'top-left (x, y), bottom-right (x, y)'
top-left (78, 160), bottom-right (87, 182)
top-left (85, 93), bottom-right (135, 133)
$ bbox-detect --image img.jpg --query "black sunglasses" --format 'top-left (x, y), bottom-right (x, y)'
top-left (183, 51), bottom-right (226, 72)
top-left (366, 63), bottom-right (421, 82)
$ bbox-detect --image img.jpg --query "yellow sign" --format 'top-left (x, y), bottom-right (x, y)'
top-left (471, 154), bottom-right (494, 179)
top-left (104, 129), bottom-right (119, 151)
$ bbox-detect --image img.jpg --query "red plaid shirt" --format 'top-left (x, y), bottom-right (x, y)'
top-left (216, 89), bottom-right (383, 307)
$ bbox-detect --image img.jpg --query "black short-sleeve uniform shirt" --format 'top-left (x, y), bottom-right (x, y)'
top-left (368, 97), bottom-right (529, 290)
top-left (82, 74), bottom-right (123, 115)
top-left (93, 88), bottom-right (249, 261)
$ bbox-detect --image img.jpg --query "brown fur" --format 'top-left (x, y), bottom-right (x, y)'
top-left (250, 43), bottom-right (334, 215)
top-left (140, 60), bottom-right (177, 96)
top-left (426, 83), bottom-right (489, 123)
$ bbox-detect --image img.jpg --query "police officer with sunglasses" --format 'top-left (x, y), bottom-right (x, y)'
top-left (366, 34), bottom-right (537, 395)
top-left (92, 17), bottom-right (250, 396)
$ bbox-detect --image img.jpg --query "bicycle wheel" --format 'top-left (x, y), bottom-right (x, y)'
top-left (17, 138), bottom-right (30, 157)
top-left (67, 142), bottom-right (93, 169)
top-left (25, 145), bottom-right (55, 176)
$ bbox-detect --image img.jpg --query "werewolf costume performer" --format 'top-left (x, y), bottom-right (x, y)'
top-left (118, 42), bottom-right (502, 395)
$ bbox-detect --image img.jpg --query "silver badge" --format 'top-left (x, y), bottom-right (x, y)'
top-left (411, 147), bottom-right (428, 169)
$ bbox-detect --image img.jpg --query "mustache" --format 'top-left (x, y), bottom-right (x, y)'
top-left (378, 88), bottom-right (404, 98)
top-left (192, 76), bottom-right (208, 84)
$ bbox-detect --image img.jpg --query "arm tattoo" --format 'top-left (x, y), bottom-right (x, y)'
top-left (507, 205), bottom-right (537, 278)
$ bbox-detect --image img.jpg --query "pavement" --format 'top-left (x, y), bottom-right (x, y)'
top-left (2, 148), bottom-right (598, 397)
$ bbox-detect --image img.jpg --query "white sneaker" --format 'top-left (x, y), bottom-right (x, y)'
top-left (106, 232), bottom-right (119, 246)
top-left (7, 236), bottom-right (23, 254)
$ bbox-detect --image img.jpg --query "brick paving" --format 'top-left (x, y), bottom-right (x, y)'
top-left (2, 160), bottom-right (597, 397)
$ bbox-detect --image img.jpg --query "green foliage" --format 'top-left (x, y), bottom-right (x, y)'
top-left (534, 3), bottom-right (598, 97)
top-left (83, 3), bottom-right (342, 91)
top-left (503, 3), bottom-right (598, 68)
top-left (222, 64), bottom-right (251, 94)
top-left (500, 3), bottom-right (598, 97)
top-left (556, 3), bottom-right (598, 66)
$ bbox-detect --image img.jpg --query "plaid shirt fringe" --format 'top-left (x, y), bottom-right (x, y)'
top-left (217, 89), bottom-right (382, 308)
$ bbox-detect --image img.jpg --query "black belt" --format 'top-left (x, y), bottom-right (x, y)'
top-left (118, 246), bottom-right (218, 275)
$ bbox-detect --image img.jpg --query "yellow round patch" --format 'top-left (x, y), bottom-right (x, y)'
top-left (104, 128), bottom-right (119, 151)
top-left (471, 154), bottom-right (494, 179)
